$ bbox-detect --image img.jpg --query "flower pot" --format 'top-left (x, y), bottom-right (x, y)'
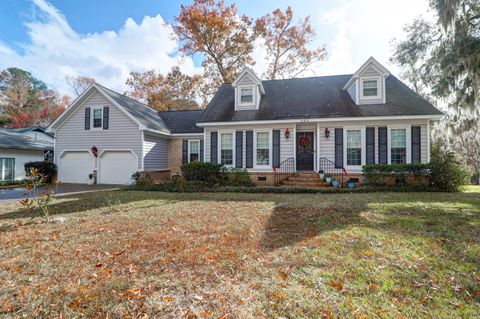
top-left (347, 182), bottom-right (355, 189)
top-left (325, 177), bottom-right (332, 184)
top-left (319, 173), bottom-right (325, 180)
top-left (331, 180), bottom-right (340, 187)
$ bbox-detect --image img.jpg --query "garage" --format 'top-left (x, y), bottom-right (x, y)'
top-left (98, 150), bottom-right (137, 185)
top-left (59, 151), bottom-right (95, 184)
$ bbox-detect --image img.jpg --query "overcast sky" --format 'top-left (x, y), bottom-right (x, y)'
top-left (0, 0), bottom-right (435, 95)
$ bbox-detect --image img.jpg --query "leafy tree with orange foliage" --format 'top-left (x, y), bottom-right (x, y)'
top-left (0, 67), bottom-right (68, 128)
top-left (173, 0), bottom-right (256, 87)
top-left (126, 66), bottom-right (201, 111)
top-left (255, 6), bottom-right (327, 80)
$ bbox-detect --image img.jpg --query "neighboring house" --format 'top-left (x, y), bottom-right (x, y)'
top-left (50, 57), bottom-right (443, 185)
top-left (0, 127), bottom-right (53, 182)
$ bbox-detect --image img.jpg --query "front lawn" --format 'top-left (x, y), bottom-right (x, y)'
top-left (1, 188), bottom-right (479, 318)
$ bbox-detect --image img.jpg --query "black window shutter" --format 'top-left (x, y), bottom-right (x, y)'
top-left (182, 140), bottom-right (188, 164)
top-left (103, 106), bottom-right (109, 129)
top-left (411, 126), bottom-right (421, 163)
top-left (334, 128), bottom-right (343, 168)
top-left (210, 132), bottom-right (218, 164)
top-left (272, 129), bottom-right (280, 168)
top-left (366, 127), bottom-right (375, 164)
top-left (246, 130), bottom-right (253, 168)
top-left (85, 107), bottom-right (90, 130)
top-left (378, 127), bottom-right (388, 164)
top-left (235, 131), bottom-right (243, 168)
top-left (200, 140), bottom-right (204, 162)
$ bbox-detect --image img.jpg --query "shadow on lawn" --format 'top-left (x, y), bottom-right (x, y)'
top-left (1, 190), bottom-right (479, 253)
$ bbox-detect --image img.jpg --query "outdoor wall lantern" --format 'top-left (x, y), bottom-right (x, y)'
top-left (284, 128), bottom-right (290, 139)
top-left (324, 128), bottom-right (330, 138)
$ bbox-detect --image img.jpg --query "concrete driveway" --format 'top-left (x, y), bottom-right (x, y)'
top-left (0, 183), bottom-right (123, 203)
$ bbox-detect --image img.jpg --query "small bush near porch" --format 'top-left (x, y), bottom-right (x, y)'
top-left (0, 189), bottom-right (479, 318)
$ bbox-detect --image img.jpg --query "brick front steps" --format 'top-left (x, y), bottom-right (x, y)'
top-left (280, 172), bottom-right (333, 188)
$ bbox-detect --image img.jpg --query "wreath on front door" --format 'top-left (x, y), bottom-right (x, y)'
top-left (298, 136), bottom-right (312, 153)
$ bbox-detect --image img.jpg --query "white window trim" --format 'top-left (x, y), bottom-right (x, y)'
top-left (360, 76), bottom-right (381, 100)
top-left (253, 129), bottom-right (272, 169)
top-left (91, 107), bottom-right (104, 130)
top-left (236, 85), bottom-right (256, 109)
top-left (388, 125), bottom-right (411, 164)
top-left (188, 139), bottom-right (200, 163)
top-left (343, 126), bottom-right (366, 170)
top-left (218, 130), bottom-right (235, 168)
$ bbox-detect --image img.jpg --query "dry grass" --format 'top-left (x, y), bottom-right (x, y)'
top-left (1, 188), bottom-right (479, 318)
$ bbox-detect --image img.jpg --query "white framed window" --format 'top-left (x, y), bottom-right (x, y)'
top-left (346, 129), bottom-right (362, 166)
top-left (0, 158), bottom-right (15, 181)
top-left (237, 85), bottom-right (256, 109)
top-left (254, 130), bottom-right (271, 168)
top-left (188, 140), bottom-right (200, 162)
top-left (219, 132), bottom-right (234, 166)
top-left (360, 77), bottom-right (381, 99)
top-left (389, 127), bottom-right (410, 164)
top-left (92, 108), bottom-right (103, 129)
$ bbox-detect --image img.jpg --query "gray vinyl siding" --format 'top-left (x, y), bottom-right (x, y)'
top-left (420, 124), bottom-right (428, 163)
top-left (143, 133), bottom-right (169, 170)
top-left (347, 83), bottom-right (357, 103)
top-left (54, 90), bottom-right (143, 169)
top-left (280, 126), bottom-right (294, 163)
top-left (237, 74), bottom-right (255, 85)
top-left (318, 126), bottom-right (336, 163)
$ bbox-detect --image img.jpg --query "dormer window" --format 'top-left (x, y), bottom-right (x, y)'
top-left (240, 87), bottom-right (254, 104)
top-left (363, 80), bottom-right (378, 96)
top-left (360, 77), bottom-right (381, 99)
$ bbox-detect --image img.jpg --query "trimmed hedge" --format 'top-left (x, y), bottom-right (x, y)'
top-left (181, 162), bottom-right (224, 186)
top-left (25, 161), bottom-right (57, 183)
top-left (363, 163), bottom-right (430, 185)
top-left (130, 183), bottom-right (439, 194)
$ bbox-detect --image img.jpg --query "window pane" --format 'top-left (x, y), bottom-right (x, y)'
top-left (220, 133), bottom-right (233, 165)
top-left (391, 129), bottom-right (407, 164)
top-left (256, 132), bottom-right (269, 166)
top-left (363, 80), bottom-right (378, 96)
top-left (240, 88), bottom-right (253, 103)
top-left (347, 130), bottom-right (361, 148)
top-left (190, 154), bottom-right (199, 162)
top-left (347, 130), bottom-right (362, 166)
top-left (221, 133), bottom-right (233, 149)
top-left (190, 141), bottom-right (199, 153)
top-left (391, 129), bottom-right (406, 147)
top-left (1, 158), bottom-right (14, 181)
top-left (93, 109), bottom-right (102, 128)
top-left (391, 148), bottom-right (406, 164)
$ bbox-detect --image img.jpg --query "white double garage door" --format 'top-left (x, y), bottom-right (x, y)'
top-left (58, 150), bottom-right (138, 185)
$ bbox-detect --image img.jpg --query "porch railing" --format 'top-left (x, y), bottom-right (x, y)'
top-left (274, 157), bottom-right (295, 186)
top-left (319, 157), bottom-right (345, 185)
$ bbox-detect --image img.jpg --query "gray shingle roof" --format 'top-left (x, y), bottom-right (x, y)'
top-left (198, 75), bottom-right (443, 123)
top-left (0, 130), bottom-right (53, 151)
top-left (158, 110), bottom-right (204, 134)
top-left (96, 84), bottom-right (171, 133)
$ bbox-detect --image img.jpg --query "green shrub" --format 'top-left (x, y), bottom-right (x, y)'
top-left (429, 144), bottom-right (469, 192)
top-left (362, 163), bottom-right (430, 185)
top-left (181, 162), bottom-right (225, 186)
top-left (131, 171), bottom-right (153, 186)
top-left (223, 168), bottom-right (255, 187)
top-left (25, 161), bottom-right (57, 183)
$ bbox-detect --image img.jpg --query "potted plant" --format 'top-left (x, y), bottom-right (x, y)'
top-left (347, 178), bottom-right (358, 189)
top-left (319, 170), bottom-right (325, 180)
top-left (331, 179), bottom-right (340, 187)
top-left (325, 176), bottom-right (332, 184)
